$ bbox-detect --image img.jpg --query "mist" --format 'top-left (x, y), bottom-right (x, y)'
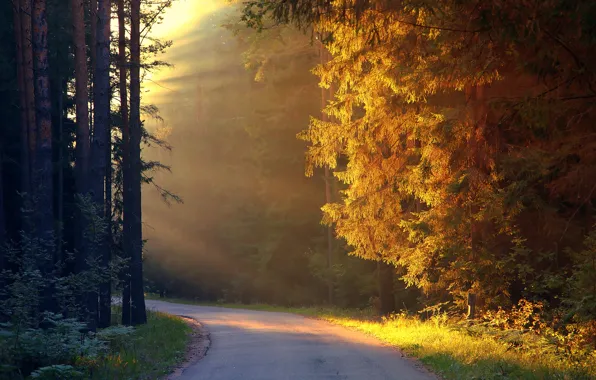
top-left (139, 3), bottom-right (376, 306)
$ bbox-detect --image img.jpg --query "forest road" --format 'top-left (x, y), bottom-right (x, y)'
top-left (146, 299), bottom-right (435, 380)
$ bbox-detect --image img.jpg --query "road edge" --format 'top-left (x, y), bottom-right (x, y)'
top-left (165, 315), bottom-right (211, 379)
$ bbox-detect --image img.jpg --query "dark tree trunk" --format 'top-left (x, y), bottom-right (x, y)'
top-left (71, 0), bottom-right (90, 214)
top-left (99, 106), bottom-right (112, 328)
top-left (73, 0), bottom-right (95, 328)
top-left (89, 0), bottom-right (97, 135)
top-left (57, 89), bottom-right (64, 262)
top-left (118, 0), bottom-right (132, 326)
top-left (21, 0), bottom-right (36, 198)
top-left (13, 0), bottom-right (30, 200)
top-left (71, 0), bottom-right (92, 282)
top-left (129, 0), bottom-right (147, 325)
top-left (378, 261), bottom-right (396, 315)
top-left (32, 0), bottom-right (54, 312)
top-left (467, 292), bottom-right (477, 319)
top-left (90, 0), bottom-right (111, 330)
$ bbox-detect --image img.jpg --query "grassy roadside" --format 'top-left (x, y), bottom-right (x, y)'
top-left (147, 295), bottom-right (596, 379)
top-left (92, 309), bottom-right (191, 379)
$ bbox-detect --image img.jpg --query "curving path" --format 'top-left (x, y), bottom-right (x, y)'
top-left (147, 299), bottom-right (435, 380)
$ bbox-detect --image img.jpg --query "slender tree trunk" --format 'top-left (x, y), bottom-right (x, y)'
top-left (72, 0), bottom-right (95, 327)
top-left (129, 0), bottom-right (147, 325)
top-left (13, 0), bottom-right (30, 200)
top-left (90, 0), bottom-right (111, 330)
top-left (32, 0), bottom-right (54, 312)
top-left (21, 0), bottom-right (36, 193)
top-left (71, 0), bottom-right (90, 211)
top-left (57, 89), bottom-right (64, 262)
top-left (99, 104), bottom-right (112, 328)
top-left (118, 0), bottom-right (132, 326)
top-left (89, 0), bottom-right (97, 136)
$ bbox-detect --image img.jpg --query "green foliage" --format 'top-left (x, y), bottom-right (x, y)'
top-left (92, 309), bottom-right (191, 380)
top-left (30, 365), bottom-right (85, 380)
top-left (0, 313), bottom-right (107, 378)
top-left (564, 227), bottom-right (596, 323)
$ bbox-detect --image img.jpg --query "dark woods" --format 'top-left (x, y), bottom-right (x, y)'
top-left (0, 0), bottom-right (174, 367)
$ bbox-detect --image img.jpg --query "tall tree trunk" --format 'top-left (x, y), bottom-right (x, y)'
top-left (72, 0), bottom-right (94, 327)
top-left (90, 0), bottom-right (111, 330)
top-left (118, 0), bottom-right (132, 326)
top-left (89, 0), bottom-right (97, 136)
top-left (32, 0), bottom-right (54, 312)
top-left (13, 0), bottom-right (30, 200)
top-left (378, 261), bottom-right (395, 315)
top-left (57, 88), bottom-right (64, 263)
top-left (71, 0), bottom-right (90, 212)
top-left (99, 104), bottom-right (112, 328)
top-left (129, 0), bottom-right (147, 325)
top-left (21, 0), bottom-right (36, 198)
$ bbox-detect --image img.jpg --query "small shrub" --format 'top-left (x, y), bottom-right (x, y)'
top-left (30, 365), bottom-right (86, 380)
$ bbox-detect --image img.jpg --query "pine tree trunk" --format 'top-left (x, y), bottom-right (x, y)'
top-left (71, 0), bottom-right (90, 264)
top-left (118, 0), bottom-right (132, 326)
top-left (13, 0), bottom-right (30, 199)
top-left (129, 0), bottom-right (147, 325)
top-left (72, 0), bottom-right (95, 327)
top-left (99, 112), bottom-right (112, 328)
top-left (32, 0), bottom-right (54, 312)
top-left (89, 0), bottom-right (97, 135)
top-left (71, 0), bottom-right (90, 206)
top-left (57, 88), bottom-right (64, 262)
top-left (90, 0), bottom-right (111, 330)
top-left (21, 0), bottom-right (36, 195)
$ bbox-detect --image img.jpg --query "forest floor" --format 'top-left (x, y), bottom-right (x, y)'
top-left (146, 295), bottom-right (596, 380)
top-left (93, 308), bottom-right (192, 379)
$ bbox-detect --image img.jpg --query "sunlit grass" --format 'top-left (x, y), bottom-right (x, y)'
top-left (147, 295), bottom-right (596, 379)
top-left (92, 308), bottom-right (191, 380)
top-left (319, 315), bottom-right (596, 380)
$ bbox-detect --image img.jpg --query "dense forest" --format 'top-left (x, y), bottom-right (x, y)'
top-left (0, 0), bottom-right (178, 377)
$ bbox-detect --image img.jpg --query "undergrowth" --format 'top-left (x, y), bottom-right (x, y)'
top-left (0, 307), bottom-right (190, 380)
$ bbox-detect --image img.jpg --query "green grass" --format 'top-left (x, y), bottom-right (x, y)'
top-left (92, 308), bottom-right (191, 380)
top-left (148, 295), bottom-right (596, 380)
